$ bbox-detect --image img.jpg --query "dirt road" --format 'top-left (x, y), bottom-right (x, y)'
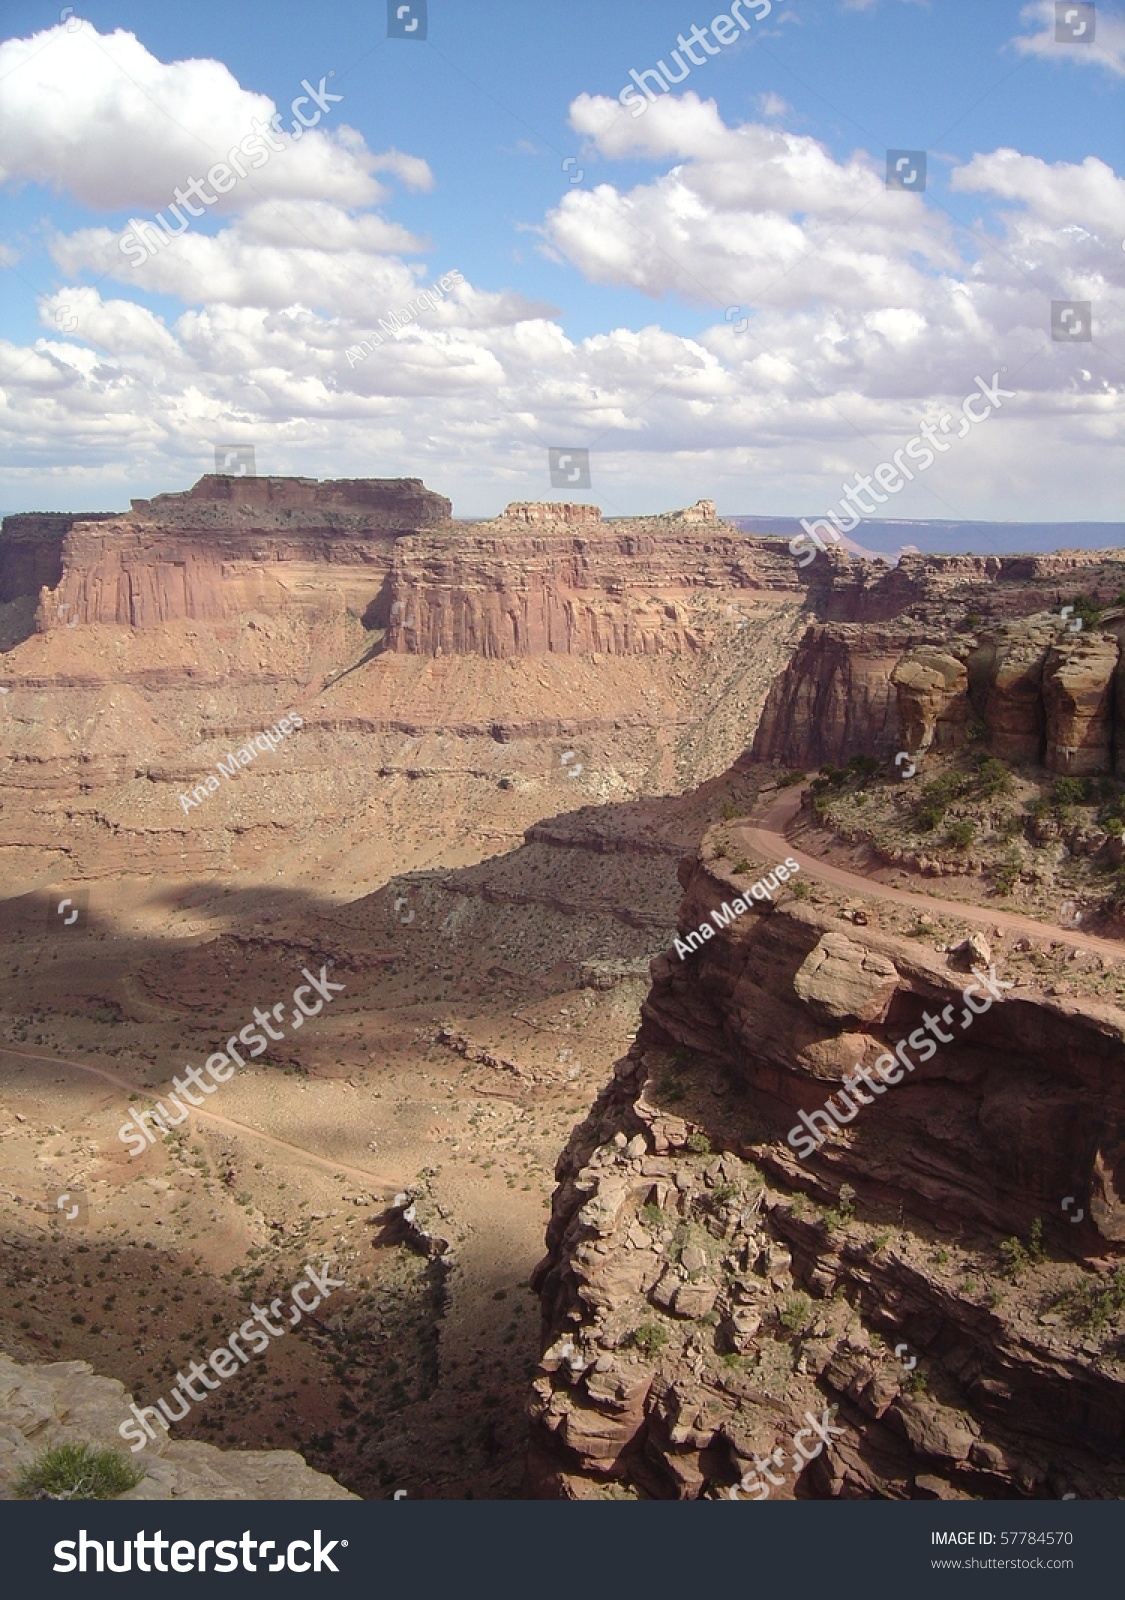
top-left (738, 787), bottom-right (1125, 962)
top-left (0, 1041), bottom-right (405, 1194)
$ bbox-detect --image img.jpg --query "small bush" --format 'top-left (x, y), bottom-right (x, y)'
top-left (778, 1293), bottom-right (813, 1335)
top-left (778, 770), bottom-right (806, 788)
top-left (945, 819), bottom-right (975, 850)
top-left (1060, 1265), bottom-right (1125, 1334)
top-left (625, 1322), bottom-right (669, 1358)
top-left (993, 851), bottom-right (1022, 895)
top-left (999, 1223), bottom-right (1045, 1280)
top-left (14, 1444), bottom-right (144, 1501)
top-left (1053, 777), bottom-right (1093, 808)
top-left (999, 1236), bottom-right (1028, 1278)
top-left (790, 878), bottom-right (811, 900)
top-left (976, 757), bottom-right (1013, 798)
top-left (685, 1130), bottom-right (712, 1156)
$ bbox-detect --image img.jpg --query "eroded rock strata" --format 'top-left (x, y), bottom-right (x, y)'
top-left (529, 836), bottom-right (1125, 1499)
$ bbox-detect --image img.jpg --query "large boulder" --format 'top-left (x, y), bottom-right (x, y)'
top-left (792, 932), bottom-right (899, 1026)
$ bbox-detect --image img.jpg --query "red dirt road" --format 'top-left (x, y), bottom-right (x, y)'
top-left (738, 787), bottom-right (1125, 963)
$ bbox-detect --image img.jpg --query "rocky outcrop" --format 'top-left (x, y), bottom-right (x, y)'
top-left (0, 1354), bottom-right (356, 1499)
top-left (756, 609), bottom-right (1125, 776)
top-left (1043, 635), bottom-right (1119, 776)
top-left (891, 648), bottom-right (969, 756)
top-left (528, 842), bottom-right (1125, 1499)
top-left (752, 625), bottom-right (917, 766)
top-left (970, 623), bottom-right (1054, 765)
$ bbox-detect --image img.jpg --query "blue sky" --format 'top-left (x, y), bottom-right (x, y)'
top-left (0, 0), bottom-right (1122, 531)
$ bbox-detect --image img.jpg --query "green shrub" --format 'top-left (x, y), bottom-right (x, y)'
top-left (1060, 1266), bottom-right (1125, 1333)
top-left (992, 855), bottom-right (1021, 895)
top-left (778, 1293), bottom-right (813, 1334)
top-left (1053, 777), bottom-right (1093, 808)
top-left (1065, 595), bottom-right (1102, 631)
top-left (998, 1236), bottom-right (1028, 1278)
top-left (14, 1444), bottom-right (144, 1501)
top-left (625, 1321), bottom-right (669, 1357)
top-left (790, 878), bottom-right (811, 900)
top-left (778, 770), bottom-right (806, 788)
top-left (945, 819), bottom-right (975, 850)
top-left (999, 1222), bottom-right (1044, 1279)
top-left (976, 757), bottom-right (1013, 798)
top-left (686, 1130), bottom-right (712, 1156)
top-left (1028, 1216), bottom-right (1045, 1263)
top-left (823, 1181), bottom-right (856, 1230)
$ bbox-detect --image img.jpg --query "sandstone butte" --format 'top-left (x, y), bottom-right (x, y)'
top-left (2, 472), bottom-right (1125, 1500)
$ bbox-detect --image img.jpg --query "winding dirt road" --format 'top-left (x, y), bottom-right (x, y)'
top-left (738, 786), bottom-right (1125, 963)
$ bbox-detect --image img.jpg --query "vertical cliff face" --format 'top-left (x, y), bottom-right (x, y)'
top-left (751, 625), bottom-right (918, 766)
top-left (384, 503), bottom-right (804, 659)
top-left (0, 512), bottom-right (119, 604)
top-left (36, 475), bottom-right (452, 629)
top-left (528, 840), bottom-right (1125, 1500)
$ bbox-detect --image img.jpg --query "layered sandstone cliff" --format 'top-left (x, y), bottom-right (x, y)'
top-left (36, 474), bottom-right (451, 630)
top-left (755, 552), bottom-right (1125, 775)
top-left (529, 840), bottom-right (1125, 1499)
top-left (384, 501), bottom-right (802, 659)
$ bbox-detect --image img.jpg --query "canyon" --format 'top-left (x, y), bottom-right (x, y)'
top-left (1, 474), bottom-right (1123, 1500)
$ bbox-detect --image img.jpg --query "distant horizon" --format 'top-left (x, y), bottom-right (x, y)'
top-left (3, 488), bottom-right (1123, 562)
